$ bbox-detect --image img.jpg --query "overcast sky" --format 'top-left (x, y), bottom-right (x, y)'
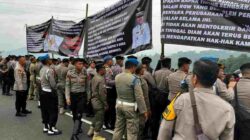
top-left (0, 0), bottom-right (212, 55)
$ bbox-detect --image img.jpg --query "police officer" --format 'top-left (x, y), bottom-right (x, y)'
top-left (65, 58), bottom-right (88, 140)
top-left (135, 65), bottom-right (151, 140)
top-left (86, 60), bottom-right (96, 118)
top-left (141, 57), bottom-right (156, 139)
top-left (214, 64), bottom-right (236, 102)
top-left (40, 54), bottom-right (61, 135)
top-left (14, 56), bottom-right (32, 117)
top-left (68, 57), bottom-right (75, 70)
top-left (168, 57), bottom-right (192, 101)
top-left (142, 57), bottom-right (153, 74)
top-left (34, 58), bottom-right (43, 107)
top-left (87, 60), bottom-right (96, 77)
top-left (28, 57), bottom-right (36, 100)
top-left (55, 59), bottom-right (69, 114)
top-left (234, 63), bottom-right (250, 139)
top-left (132, 9), bottom-right (151, 50)
top-left (112, 58), bottom-right (148, 140)
top-left (103, 55), bottom-right (116, 129)
top-left (111, 56), bottom-right (124, 77)
top-left (152, 58), bottom-right (172, 140)
top-left (87, 63), bottom-right (108, 140)
top-left (158, 60), bottom-right (235, 140)
top-left (0, 59), bottom-right (11, 96)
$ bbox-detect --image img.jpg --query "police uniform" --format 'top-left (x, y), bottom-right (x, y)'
top-left (111, 64), bottom-right (123, 78)
top-left (168, 70), bottom-right (192, 101)
top-left (88, 73), bottom-right (107, 137)
top-left (55, 63), bottom-right (68, 111)
top-left (136, 75), bottom-right (151, 140)
top-left (65, 68), bottom-right (88, 136)
top-left (158, 88), bottom-right (235, 140)
top-left (34, 61), bottom-right (43, 106)
top-left (40, 63), bottom-right (61, 135)
top-left (214, 78), bottom-right (234, 102)
top-left (104, 63), bottom-right (116, 129)
top-left (1, 63), bottom-right (11, 95)
top-left (68, 63), bottom-right (75, 71)
top-left (28, 62), bottom-right (36, 100)
top-left (112, 70), bottom-right (147, 140)
top-left (236, 78), bottom-right (250, 113)
top-left (14, 63), bottom-right (29, 116)
top-left (151, 67), bottom-right (172, 139)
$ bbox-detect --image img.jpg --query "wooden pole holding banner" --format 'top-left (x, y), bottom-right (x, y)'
top-left (83, 3), bottom-right (89, 59)
top-left (161, 43), bottom-right (165, 59)
top-left (51, 16), bottom-right (54, 59)
top-left (25, 24), bottom-right (29, 55)
top-left (85, 4), bottom-right (89, 19)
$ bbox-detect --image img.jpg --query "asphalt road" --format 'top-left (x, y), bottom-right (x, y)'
top-left (0, 90), bottom-right (112, 140)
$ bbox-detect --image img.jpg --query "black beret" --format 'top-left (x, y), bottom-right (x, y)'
top-left (62, 59), bottom-right (69, 63)
top-left (240, 63), bottom-right (250, 71)
top-left (115, 56), bottom-right (124, 60)
top-left (96, 62), bottom-right (104, 72)
top-left (178, 57), bottom-right (192, 64)
top-left (73, 58), bottom-right (82, 64)
top-left (161, 57), bottom-right (171, 65)
top-left (142, 57), bottom-right (152, 64)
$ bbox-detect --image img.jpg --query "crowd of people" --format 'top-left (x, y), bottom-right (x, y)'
top-left (0, 54), bottom-right (249, 140)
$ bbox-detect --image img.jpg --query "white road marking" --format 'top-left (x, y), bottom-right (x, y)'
top-left (64, 112), bottom-right (114, 134)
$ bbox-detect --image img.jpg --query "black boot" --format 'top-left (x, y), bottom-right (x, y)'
top-left (72, 120), bottom-right (81, 135)
top-left (71, 134), bottom-right (79, 140)
top-left (77, 121), bottom-right (83, 134)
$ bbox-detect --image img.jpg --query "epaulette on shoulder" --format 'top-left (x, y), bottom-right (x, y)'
top-left (162, 92), bottom-right (182, 121)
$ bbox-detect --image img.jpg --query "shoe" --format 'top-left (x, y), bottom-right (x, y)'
top-left (87, 127), bottom-right (94, 137)
top-left (6, 93), bottom-right (13, 96)
top-left (28, 97), bottom-right (34, 100)
top-left (93, 132), bottom-right (106, 140)
top-left (15, 112), bottom-right (26, 117)
top-left (51, 127), bottom-right (62, 135)
top-left (77, 128), bottom-right (83, 134)
top-left (47, 129), bottom-right (62, 136)
top-left (59, 108), bottom-right (65, 115)
top-left (104, 123), bottom-right (111, 129)
top-left (71, 134), bottom-right (79, 140)
top-left (86, 114), bottom-right (94, 118)
top-left (22, 110), bottom-right (32, 114)
top-left (43, 127), bottom-right (48, 133)
top-left (43, 124), bottom-right (49, 133)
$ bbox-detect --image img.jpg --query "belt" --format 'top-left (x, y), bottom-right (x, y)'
top-left (116, 100), bottom-right (136, 107)
top-left (42, 88), bottom-right (51, 92)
